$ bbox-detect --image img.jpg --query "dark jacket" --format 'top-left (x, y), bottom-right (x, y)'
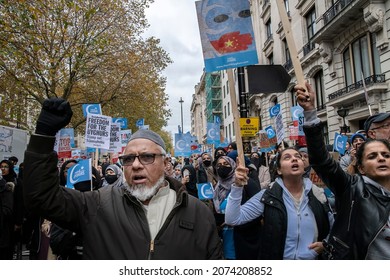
top-left (258, 181), bottom-right (330, 260)
top-left (304, 122), bottom-right (390, 259)
top-left (23, 135), bottom-right (222, 260)
top-left (214, 177), bottom-right (261, 259)
top-left (0, 179), bottom-right (13, 249)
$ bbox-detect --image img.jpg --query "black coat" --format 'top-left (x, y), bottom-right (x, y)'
top-left (304, 122), bottom-right (390, 259)
top-left (0, 179), bottom-right (14, 249)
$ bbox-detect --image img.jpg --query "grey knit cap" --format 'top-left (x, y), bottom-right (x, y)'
top-left (129, 129), bottom-right (166, 150)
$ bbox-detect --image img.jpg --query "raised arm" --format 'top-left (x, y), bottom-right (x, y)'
top-left (295, 82), bottom-right (353, 197)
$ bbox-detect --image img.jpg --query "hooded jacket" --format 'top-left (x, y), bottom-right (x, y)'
top-left (23, 134), bottom-right (222, 260)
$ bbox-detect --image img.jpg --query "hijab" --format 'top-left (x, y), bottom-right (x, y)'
top-left (213, 156), bottom-right (236, 213)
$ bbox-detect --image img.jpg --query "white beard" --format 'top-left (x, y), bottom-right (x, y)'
top-left (124, 175), bottom-right (165, 202)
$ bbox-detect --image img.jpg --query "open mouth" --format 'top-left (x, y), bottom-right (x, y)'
top-left (132, 175), bottom-right (147, 184)
top-left (291, 164), bottom-right (300, 170)
top-left (377, 165), bottom-right (389, 171)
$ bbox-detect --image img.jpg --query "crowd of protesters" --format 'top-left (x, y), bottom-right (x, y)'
top-left (2, 91), bottom-right (390, 260)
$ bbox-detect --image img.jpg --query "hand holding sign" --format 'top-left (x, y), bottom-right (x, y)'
top-left (294, 82), bottom-right (316, 112)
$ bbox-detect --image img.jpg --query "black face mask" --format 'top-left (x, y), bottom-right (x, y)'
top-left (251, 158), bottom-right (260, 168)
top-left (203, 160), bottom-right (211, 167)
top-left (217, 166), bottom-right (232, 179)
top-left (105, 175), bottom-right (118, 184)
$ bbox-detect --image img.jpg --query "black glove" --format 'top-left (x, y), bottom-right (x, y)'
top-left (35, 98), bottom-right (73, 136)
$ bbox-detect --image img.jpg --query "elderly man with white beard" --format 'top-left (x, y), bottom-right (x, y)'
top-left (23, 98), bottom-right (222, 260)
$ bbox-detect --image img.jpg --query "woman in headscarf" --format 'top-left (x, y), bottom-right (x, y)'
top-left (102, 164), bottom-right (124, 188)
top-left (213, 155), bottom-right (261, 260)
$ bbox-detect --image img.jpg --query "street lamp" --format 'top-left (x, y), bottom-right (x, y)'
top-left (179, 97), bottom-right (184, 134)
top-left (337, 106), bottom-right (350, 134)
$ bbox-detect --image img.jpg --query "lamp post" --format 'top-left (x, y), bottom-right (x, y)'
top-left (337, 106), bottom-right (350, 134)
top-left (179, 97), bottom-right (184, 134)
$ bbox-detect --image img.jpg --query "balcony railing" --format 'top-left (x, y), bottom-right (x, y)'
top-left (328, 74), bottom-right (385, 101)
top-left (323, 0), bottom-right (355, 25)
top-left (302, 41), bottom-right (315, 56)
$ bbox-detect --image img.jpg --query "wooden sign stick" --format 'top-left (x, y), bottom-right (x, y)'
top-left (227, 69), bottom-right (245, 166)
top-left (275, 0), bottom-right (307, 93)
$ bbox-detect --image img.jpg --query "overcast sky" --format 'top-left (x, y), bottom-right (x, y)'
top-left (144, 0), bottom-right (203, 137)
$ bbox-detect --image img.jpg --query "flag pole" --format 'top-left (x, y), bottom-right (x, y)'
top-left (227, 69), bottom-right (245, 165)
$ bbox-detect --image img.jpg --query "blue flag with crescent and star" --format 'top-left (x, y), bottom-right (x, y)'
top-left (207, 122), bottom-right (220, 145)
top-left (174, 132), bottom-right (192, 157)
top-left (82, 104), bottom-right (102, 117)
top-left (66, 159), bottom-right (92, 189)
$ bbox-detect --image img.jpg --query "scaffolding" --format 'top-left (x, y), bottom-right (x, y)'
top-left (205, 71), bottom-right (222, 124)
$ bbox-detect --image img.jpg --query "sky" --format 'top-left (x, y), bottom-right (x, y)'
top-left (144, 0), bottom-right (203, 137)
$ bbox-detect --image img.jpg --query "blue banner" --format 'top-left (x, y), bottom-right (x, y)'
top-left (82, 104), bottom-right (102, 117)
top-left (197, 182), bottom-right (214, 200)
top-left (196, 0), bottom-right (258, 72)
top-left (66, 159), bottom-right (92, 189)
top-left (112, 118), bottom-right (128, 129)
top-left (333, 133), bottom-right (348, 155)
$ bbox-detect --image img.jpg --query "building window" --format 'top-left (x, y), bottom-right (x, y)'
top-left (343, 33), bottom-right (381, 85)
top-left (314, 70), bottom-right (325, 110)
top-left (268, 53), bottom-right (274, 65)
top-left (271, 96), bottom-right (278, 107)
top-left (228, 102), bottom-right (230, 116)
top-left (290, 89), bottom-right (297, 107)
top-left (306, 8), bottom-right (316, 41)
top-left (224, 105), bottom-right (227, 119)
top-left (266, 19), bottom-right (272, 39)
top-left (226, 81), bottom-right (229, 95)
top-left (283, 39), bottom-right (291, 63)
top-left (284, 0), bottom-right (290, 14)
top-left (228, 124), bottom-right (232, 140)
top-left (323, 122), bottom-right (329, 145)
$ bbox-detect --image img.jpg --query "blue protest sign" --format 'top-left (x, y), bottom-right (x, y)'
top-left (195, 0), bottom-right (258, 72)
top-left (136, 118), bottom-right (144, 127)
top-left (112, 118), bottom-right (128, 129)
top-left (269, 104), bottom-right (281, 118)
top-left (265, 126), bottom-right (276, 139)
top-left (82, 104), bottom-right (102, 117)
top-left (66, 159), bottom-right (92, 189)
top-left (197, 182), bottom-right (214, 200)
top-left (333, 133), bottom-right (348, 155)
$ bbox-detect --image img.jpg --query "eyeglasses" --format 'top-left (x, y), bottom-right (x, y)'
top-left (119, 153), bottom-right (165, 166)
top-left (0, 166), bottom-right (9, 169)
top-left (371, 123), bottom-right (390, 131)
